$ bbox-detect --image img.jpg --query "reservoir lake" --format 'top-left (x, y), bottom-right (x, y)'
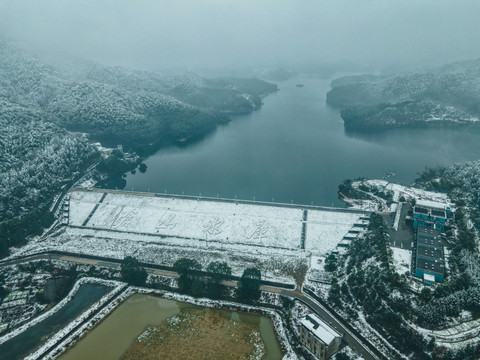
top-left (122, 76), bottom-right (480, 207)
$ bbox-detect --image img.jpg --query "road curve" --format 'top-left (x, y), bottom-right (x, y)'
top-left (1, 252), bottom-right (386, 360)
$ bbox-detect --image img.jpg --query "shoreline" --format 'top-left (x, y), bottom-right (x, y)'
top-left (30, 282), bottom-right (295, 360)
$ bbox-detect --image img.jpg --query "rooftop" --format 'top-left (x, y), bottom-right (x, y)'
top-left (417, 245), bottom-right (443, 260)
top-left (300, 314), bottom-right (342, 346)
top-left (416, 257), bottom-right (444, 275)
top-left (414, 206), bottom-right (429, 215)
top-left (417, 236), bottom-right (444, 249)
top-left (417, 227), bottom-right (442, 239)
top-left (415, 199), bottom-right (449, 211)
top-left (424, 273), bottom-right (435, 282)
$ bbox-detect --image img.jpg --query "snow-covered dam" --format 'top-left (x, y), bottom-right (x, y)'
top-left (65, 188), bottom-right (369, 256)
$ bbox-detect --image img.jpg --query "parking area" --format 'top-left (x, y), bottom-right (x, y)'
top-left (383, 203), bottom-right (414, 250)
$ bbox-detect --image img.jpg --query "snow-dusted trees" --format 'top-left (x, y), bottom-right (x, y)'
top-left (174, 258), bottom-right (203, 296)
top-left (412, 163), bottom-right (480, 329)
top-left (237, 267), bottom-right (261, 302)
top-left (0, 38), bottom-right (275, 256)
top-left (417, 286), bottom-right (480, 327)
top-left (0, 108), bottom-right (97, 254)
top-left (206, 261), bottom-right (232, 299)
top-left (327, 59), bottom-right (480, 130)
top-left (327, 214), bottom-right (430, 357)
top-left (0, 39), bottom-right (273, 149)
top-left (120, 256), bottom-right (147, 286)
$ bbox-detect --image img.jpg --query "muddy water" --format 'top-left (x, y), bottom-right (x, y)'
top-left (221, 309), bottom-right (283, 360)
top-left (60, 294), bottom-right (282, 360)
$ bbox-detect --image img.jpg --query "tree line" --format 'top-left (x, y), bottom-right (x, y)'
top-left (120, 256), bottom-right (261, 302)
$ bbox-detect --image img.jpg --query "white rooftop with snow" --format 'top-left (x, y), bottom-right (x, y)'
top-left (67, 190), bottom-right (365, 255)
top-left (415, 199), bottom-right (450, 210)
top-left (300, 313), bottom-right (342, 345)
top-left (424, 273), bottom-right (436, 283)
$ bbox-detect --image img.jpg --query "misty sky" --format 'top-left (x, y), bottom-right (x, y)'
top-left (1, 0), bottom-right (479, 71)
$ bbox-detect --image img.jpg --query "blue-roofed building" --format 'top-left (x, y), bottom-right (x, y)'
top-left (414, 226), bottom-right (445, 283)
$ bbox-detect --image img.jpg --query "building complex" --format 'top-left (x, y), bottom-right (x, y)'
top-left (412, 199), bottom-right (453, 284)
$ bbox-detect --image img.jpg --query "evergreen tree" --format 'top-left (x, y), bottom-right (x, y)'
top-left (237, 267), bottom-right (261, 301)
top-left (174, 258), bottom-right (202, 294)
top-left (206, 261), bottom-right (231, 299)
top-left (121, 256), bottom-right (147, 286)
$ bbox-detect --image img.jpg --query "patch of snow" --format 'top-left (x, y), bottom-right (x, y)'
top-left (68, 191), bottom-right (105, 226)
top-left (391, 248), bottom-right (412, 276)
top-left (75, 191), bottom-right (304, 250)
top-left (392, 202), bottom-right (402, 231)
top-left (305, 210), bottom-right (362, 255)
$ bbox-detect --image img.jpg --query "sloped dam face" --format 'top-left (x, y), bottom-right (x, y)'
top-left (60, 294), bottom-right (283, 360)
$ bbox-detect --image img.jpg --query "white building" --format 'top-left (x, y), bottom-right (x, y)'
top-left (299, 314), bottom-right (343, 359)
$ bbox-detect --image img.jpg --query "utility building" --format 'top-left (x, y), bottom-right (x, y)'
top-left (414, 227), bottom-right (445, 283)
top-left (413, 199), bottom-right (452, 232)
top-left (411, 199), bottom-right (453, 284)
top-left (299, 314), bottom-right (343, 359)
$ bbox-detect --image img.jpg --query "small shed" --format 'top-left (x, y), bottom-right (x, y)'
top-left (423, 273), bottom-right (435, 286)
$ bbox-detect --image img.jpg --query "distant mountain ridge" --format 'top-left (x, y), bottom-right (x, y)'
top-left (326, 59), bottom-right (480, 130)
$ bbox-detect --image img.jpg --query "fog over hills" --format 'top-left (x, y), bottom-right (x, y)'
top-left (1, 0), bottom-right (480, 72)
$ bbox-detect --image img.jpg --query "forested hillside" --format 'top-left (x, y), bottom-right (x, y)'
top-left (1, 39), bottom-right (277, 146)
top-left (326, 59), bottom-right (480, 130)
top-left (416, 161), bottom-right (480, 231)
top-left (0, 99), bottom-right (97, 255)
top-left (0, 39), bottom-right (277, 256)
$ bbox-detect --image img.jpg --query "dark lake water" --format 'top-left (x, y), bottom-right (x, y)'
top-left (122, 76), bottom-right (480, 207)
top-left (0, 284), bottom-right (110, 360)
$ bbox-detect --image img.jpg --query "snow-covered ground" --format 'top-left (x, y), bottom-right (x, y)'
top-left (342, 179), bottom-right (454, 212)
top-left (72, 191), bottom-right (304, 250)
top-left (68, 191), bottom-right (104, 226)
top-left (414, 315), bottom-right (480, 349)
top-left (306, 210), bottom-right (362, 254)
top-left (67, 190), bottom-right (363, 258)
top-left (6, 189), bottom-right (364, 285)
top-left (367, 179), bottom-right (451, 204)
top-left (3, 189), bottom-right (369, 286)
top-left (391, 248), bottom-right (412, 275)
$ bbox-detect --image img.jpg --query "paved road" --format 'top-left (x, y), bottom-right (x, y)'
top-left (1, 252), bottom-right (383, 360)
top-left (285, 291), bottom-right (382, 360)
top-left (388, 203), bottom-right (414, 250)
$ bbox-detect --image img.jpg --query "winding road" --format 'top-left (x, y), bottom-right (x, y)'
top-left (0, 251), bottom-right (386, 360)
